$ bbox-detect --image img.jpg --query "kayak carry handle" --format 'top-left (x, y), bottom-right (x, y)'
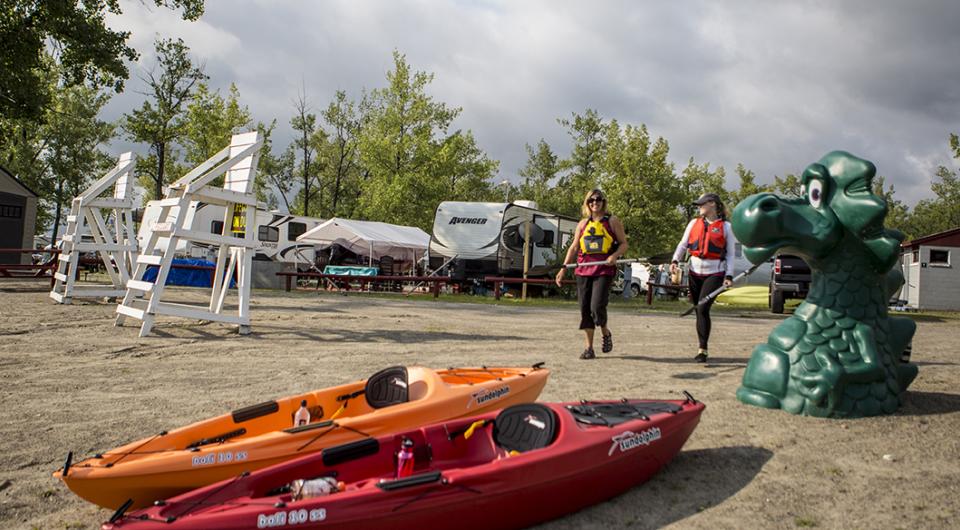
top-left (186, 428), bottom-right (247, 449)
top-left (532, 361), bottom-right (546, 369)
top-left (108, 498), bottom-right (134, 524)
top-left (682, 390), bottom-right (698, 404)
top-left (376, 470), bottom-right (442, 491)
top-left (336, 389), bottom-right (365, 402)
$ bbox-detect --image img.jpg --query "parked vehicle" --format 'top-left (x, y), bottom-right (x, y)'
top-left (769, 254), bottom-right (811, 313)
top-left (611, 262), bottom-right (652, 297)
top-left (138, 201), bottom-right (324, 265)
top-left (428, 201), bottom-right (578, 280)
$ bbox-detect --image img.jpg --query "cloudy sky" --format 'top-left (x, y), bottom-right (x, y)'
top-left (102, 0), bottom-right (960, 207)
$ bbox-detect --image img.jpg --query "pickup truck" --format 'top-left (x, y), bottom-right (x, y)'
top-left (769, 254), bottom-right (810, 313)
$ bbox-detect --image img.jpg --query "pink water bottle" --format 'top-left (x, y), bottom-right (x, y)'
top-left (396, 438), bottom-right (415, 478)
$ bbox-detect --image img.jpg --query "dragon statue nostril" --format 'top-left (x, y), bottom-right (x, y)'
top-left (731, 151), bottom-right (917, 418)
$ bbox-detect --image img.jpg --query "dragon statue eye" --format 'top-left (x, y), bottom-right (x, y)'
top-left (808, 180), bottom-right (824, 208)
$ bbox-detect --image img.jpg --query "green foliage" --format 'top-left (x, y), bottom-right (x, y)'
top-left (680, 158), bottom-right (728, 220)
top-left (872, 176), bottom-right (911, 236)
top-left (600, 120), bottom-right (684, 257)
top-left (552, 109), bottom-right (606, 217)
top-left (0, 0), bottom-right (203, 121)
top-left (727, 163), bottom-right (772, 210)
top-left (517, 140), bottom-right (562, 212)
top-left (773, 173), bottom-right (803, 198)
top-left (318, 90), bottom-right (364, 217)
top-left (182, 83), bottom-right (252, 166)
top-left (121, 38), bottom-right (207, 202)
top-left (353, 51), bottom-right (497, 230)
top-left (0, 63), bottom-right (114, 236)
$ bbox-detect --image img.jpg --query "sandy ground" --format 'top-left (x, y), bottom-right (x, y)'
top-left (0, 280), bottom-right (958, 530)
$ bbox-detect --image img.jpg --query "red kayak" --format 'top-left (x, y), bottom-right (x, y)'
top-left (104, 396), bottom-right (704, 530)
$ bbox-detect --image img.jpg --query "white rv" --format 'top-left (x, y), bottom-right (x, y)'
top-left (429, 201), bottom-right (578, 279)
top-left (137, 201), bottom-right (325, 264)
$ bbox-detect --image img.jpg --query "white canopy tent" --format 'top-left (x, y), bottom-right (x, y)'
top-left (296, 217), bottom-right (431, 270)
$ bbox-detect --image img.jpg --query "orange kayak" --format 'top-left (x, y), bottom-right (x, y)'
top-left (54, 364), bottom-right (549, 510)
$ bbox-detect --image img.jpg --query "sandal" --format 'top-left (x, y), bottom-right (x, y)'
top-left (580, 348), bottom-right (596, 360)
top-left (601, 332), bottom-right (613, 353)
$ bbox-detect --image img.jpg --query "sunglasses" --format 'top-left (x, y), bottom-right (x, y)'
top-left (588, 196), bottom-right (605, 204)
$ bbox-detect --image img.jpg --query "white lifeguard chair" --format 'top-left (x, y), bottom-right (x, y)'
top-left (50, 152), bottom-right (138, 303)
top-left (115, 132), bottom-right (262, 337)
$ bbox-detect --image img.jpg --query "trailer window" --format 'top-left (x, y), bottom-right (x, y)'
top-left (536, 230), bottom-right (555, 247)
top-left (210, 220), bottom-right (224, 234)
top-left (258, 226), bottom-right (279, 242)
top-left (288, 222), bottom-right (307, 241)
top-left (929, 249), bottom-right (950, 266)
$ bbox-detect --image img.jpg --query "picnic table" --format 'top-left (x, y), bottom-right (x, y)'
top-left (483, 276), bottom-right (577, 300)
top-left (645, 281), bottom-right (689, 305)
top-left (277, 271), bottom-right (452, 298)
top-left (0, 248), bottom-right (59, 286)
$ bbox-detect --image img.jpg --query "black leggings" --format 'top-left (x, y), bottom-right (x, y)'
top-left (688, 273), bottom-right (724, 350)
top-left (576, 275), bottom-right (613, 330)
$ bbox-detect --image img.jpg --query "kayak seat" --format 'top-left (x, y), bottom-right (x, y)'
top-left (493, 403), bottom-right (557, 453)
top-left (365, 366), bottom-right (409, 409)
top-left (567, 401), bottom-right (682, 427)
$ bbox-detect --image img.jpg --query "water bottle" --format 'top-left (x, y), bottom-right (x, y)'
top-left (294, 400), bottom-right (310, 427)
top-left (396, 437), bottom-right (415, 478)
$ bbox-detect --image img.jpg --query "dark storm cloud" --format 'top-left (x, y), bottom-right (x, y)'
top-left (103, 0), bottom-right (960, 206)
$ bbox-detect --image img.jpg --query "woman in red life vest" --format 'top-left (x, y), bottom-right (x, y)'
top-left (671, 193), bottom-right (736, 363)
top-left (555, 189), bottom-right (629, 359)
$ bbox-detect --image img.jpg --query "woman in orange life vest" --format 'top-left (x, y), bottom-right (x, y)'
top-left (671, 193), bottom-right (736, 363)
top-left (555, 189), bottom-right (629, 360)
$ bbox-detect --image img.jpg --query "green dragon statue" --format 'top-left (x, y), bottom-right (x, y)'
top-left (732, 151), bottom-right (918, 418)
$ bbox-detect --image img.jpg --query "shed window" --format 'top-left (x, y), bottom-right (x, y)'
top-left (0, 205), bottom-right (23, 218)
top-left (211, 220), bottom-right (224, 234)
top-left (912, 248), bottom-right (919, 262)
top-left (536, 230), bottom-right (555, 248)
top-left (929, 249), bottom-right (950, 265)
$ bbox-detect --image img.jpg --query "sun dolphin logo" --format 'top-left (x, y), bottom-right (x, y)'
top-left (608, 427), bottom-right (661, 456)
top-left (468, 386), bottom-right (510, 408)
top-left (449, 217), bottom-right (488, 225)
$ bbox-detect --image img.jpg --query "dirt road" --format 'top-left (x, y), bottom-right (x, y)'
top-left (1, 282), bottom-right (957, 529)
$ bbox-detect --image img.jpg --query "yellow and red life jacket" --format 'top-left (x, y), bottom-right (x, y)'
top-left (687, 218), bottom-right (726, 260)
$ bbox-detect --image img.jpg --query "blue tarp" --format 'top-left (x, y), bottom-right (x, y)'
top-left (143, 258), bottom-right (235, 288)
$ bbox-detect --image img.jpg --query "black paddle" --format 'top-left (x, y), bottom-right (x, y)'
top-left (680, 263), bottom-right (761, 317)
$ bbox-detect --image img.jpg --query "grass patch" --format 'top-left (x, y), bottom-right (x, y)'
top-left (794, 516), bottom-right (818, 527)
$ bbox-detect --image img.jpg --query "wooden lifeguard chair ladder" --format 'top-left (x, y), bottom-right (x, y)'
top-left (50, 152), bottom-right (138, 303)
top-left (115, 132), bottom-right (262, 337)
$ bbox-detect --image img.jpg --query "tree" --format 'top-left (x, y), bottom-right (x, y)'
top-left (517, 139), bottom-right (562, 211)
top-left (680, 158), bottom-right (728, 220)
top-left (121, 38), bottom-right (207, 202)
top-left (871, 176), bottom-right (911, 237)
top-left (319, 90), bottom-right (363, 217)
top-left (356, 51), bottom-right (497, 230)
top-left (773, 173), bottom-right (803, 198)
top-left (288, 89), bottom-right (327, 217)
top-left (252, 120), bottom-right (286, 210)
top-left (552, 109), bottom-right (606, 217)
top-left (727, 163), bottom-right (771, 209)
top-left (181, 83), bottom-right (251, 166)
top-left (600, 121), bottom-right (684, 257)
top-left (0, 0), bottom-right (203, 121)
top-left (44, 85), bottom-right (115, 241)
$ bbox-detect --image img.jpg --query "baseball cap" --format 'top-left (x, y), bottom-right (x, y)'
top-left (693, 193), bottom-right (721, 206)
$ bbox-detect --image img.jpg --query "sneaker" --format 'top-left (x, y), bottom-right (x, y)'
top-left (601, 332), bottom-right (613, 353)
top-left (580, 348), bottom-right (596, 360)
top-left (694, 352), bottom-right (708, 363)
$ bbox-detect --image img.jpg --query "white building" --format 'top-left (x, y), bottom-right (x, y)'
top-left (901, 227), bottom-right (960, 311)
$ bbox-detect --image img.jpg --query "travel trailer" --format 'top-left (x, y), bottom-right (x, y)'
top-left (137, 201), bottom-right (324, 264)
top-left (428, 201), bottom-right (578, 279)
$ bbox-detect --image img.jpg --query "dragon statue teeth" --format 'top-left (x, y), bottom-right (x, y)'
top-left (732, 151), bottom-right (918, 418)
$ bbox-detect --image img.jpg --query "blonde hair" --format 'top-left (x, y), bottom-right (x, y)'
top-left (581, 188), bottom-right (608, 219)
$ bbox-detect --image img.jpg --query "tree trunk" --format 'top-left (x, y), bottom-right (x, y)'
top-left (51, 177), bottom-right (64, 243)
top-left (155, 142), bottom-right (166, 200)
